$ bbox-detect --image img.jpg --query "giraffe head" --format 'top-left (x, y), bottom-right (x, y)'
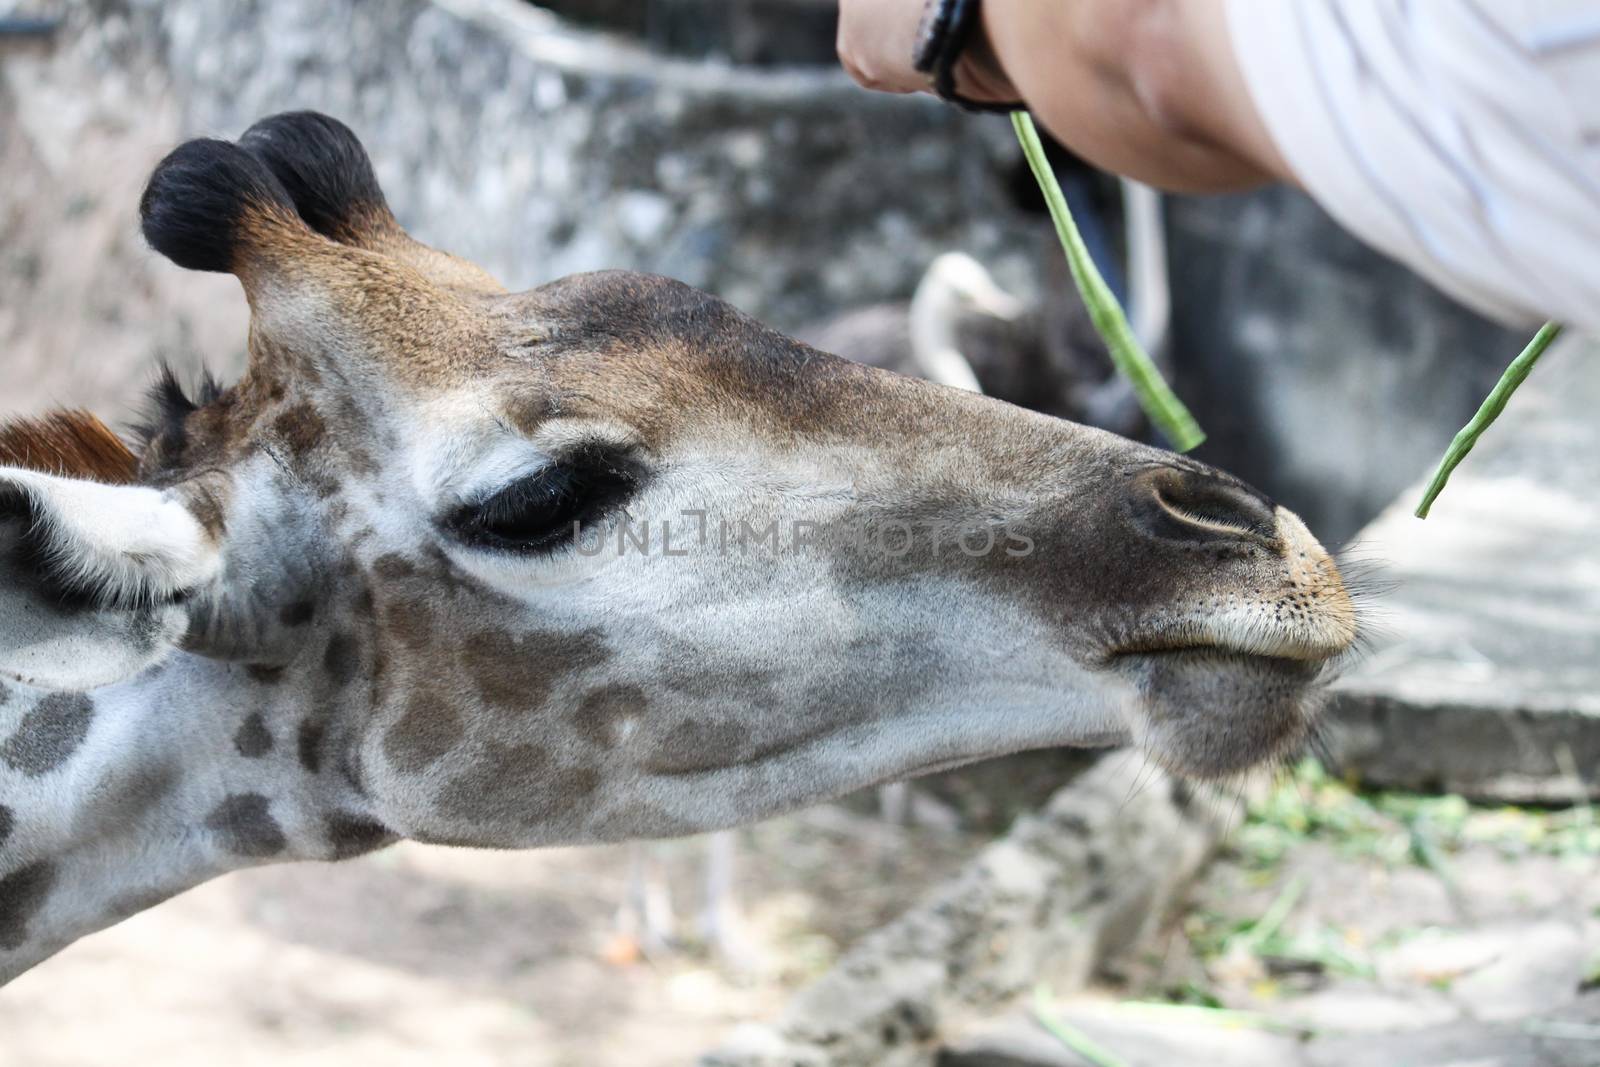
top-left (0, 113), bottom-right (1357, 850)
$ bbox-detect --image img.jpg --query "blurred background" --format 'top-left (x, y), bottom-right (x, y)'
top-left (2, 2), bottom-right (1597, 1066)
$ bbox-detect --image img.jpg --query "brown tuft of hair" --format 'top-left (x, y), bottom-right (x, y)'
top-left (0, 410), bottom-right (139, 484)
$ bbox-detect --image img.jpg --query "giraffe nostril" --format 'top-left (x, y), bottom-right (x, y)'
top-left (1130, 466), bottom-right (1278, 546)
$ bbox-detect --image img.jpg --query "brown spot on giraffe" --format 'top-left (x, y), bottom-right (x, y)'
top-left (382, 691), bottom-right (464, 773)
top-left (0, 861), bottom-right (58, 951)
top-left (234, 712), bottom-right (274, 757)
top-left (278, 600), bottom-right (316, 627)
top-left (461, 629), bottom-right (610, 713)
top-left (383, 597), bottom-right (435, 651)
top-left (324, 813), bottom-right (396, 860)
top-left (322, 632), bottom-right (360, 687)
top-left (204, 794), bottom-right (287, 858)
top-left (245, 664), bottom-right (286, 685)
top-left (104, 764), bottom-right (180, 830)
top-left (271, 403), bottom-right (326, 457)
top-left (437, 742), bottom-right (599, 828)
top-left (372, 553), bottom-right (418, 581)
top-left (437, 742), bottom-right (550, 822)
top-left (349, 581), bottom-right (376, 620)
top-left (0, 693), bottom-right (94, 778)
top-left (297, 719), bottom-right (327, 773)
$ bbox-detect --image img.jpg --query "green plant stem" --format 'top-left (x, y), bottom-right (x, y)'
top-left (1108, 1001), bottom-right (1312, 1036)
top-left (1415, 321), bottom-right (1563, 518)
top-left (1011, 111), bottom-right (1206, 452)
top-left (1031, 987), bottom-right (1130, 1067)
top-left (1236, 874), bottom-right (1306, 952)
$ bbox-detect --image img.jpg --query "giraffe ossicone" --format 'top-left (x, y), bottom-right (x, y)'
top-left (0, 112), bottom-right (1358, 983)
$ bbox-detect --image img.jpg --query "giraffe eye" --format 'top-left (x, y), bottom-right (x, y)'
top-left (446, 446), bottom-right (642, 554)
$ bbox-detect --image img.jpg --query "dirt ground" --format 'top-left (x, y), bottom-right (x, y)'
top-left (0, 799), bottom-right (990, 1067)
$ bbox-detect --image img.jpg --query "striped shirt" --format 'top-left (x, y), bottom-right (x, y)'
top-left (1226, 0), bottom-right (1600, 332)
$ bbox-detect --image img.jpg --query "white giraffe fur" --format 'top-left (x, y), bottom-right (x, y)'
top-left (0, 468), bottom-right (221, 691)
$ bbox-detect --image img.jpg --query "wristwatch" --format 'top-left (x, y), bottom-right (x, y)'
top-left (911, 0), bottom-right (1022, 113)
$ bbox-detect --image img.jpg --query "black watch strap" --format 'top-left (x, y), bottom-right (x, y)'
top-left (912, 0), bottom-right (1022, 114)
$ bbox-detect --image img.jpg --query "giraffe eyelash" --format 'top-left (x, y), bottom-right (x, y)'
top-left (442, 443), bottom-right (644, 555)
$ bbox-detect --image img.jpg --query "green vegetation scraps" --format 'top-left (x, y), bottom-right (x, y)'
top-left (1011, 111), bottom-right (1206, 452)
top-left (1415, 320), bottom-right (1564, 518)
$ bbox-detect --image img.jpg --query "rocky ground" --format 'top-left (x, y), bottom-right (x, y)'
top-left (943, 760), bottom-right (1600, 1067)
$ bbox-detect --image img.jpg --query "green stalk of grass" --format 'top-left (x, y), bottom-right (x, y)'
top-left (1235, 874), bottom-right (1306, 953)
top-left (1031, 987), bottom-right (1131, 1067)
top-left (1415, 321), bottom-right (1563, 518)
top-left (1108, 1001), bottom-right (1312, 1037)
top-left (1011, 111), bottom-right (1206, 452)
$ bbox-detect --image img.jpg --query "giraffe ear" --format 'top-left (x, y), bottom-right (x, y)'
top-left (0, 466), bottom-right (221, 690)
top-left (140, 137), bottom-right (308, 276)
top-left (238, 110), bottom-right (503, 293)
top-left (142, 124), bottom-right (488, 372)
top-left (237, 110), bottom-right (395, 244)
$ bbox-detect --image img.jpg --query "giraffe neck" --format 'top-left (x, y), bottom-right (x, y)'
top-left (0, 656), bottom-right (390, 984)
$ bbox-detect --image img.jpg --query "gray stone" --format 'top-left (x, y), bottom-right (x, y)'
top-left (941, 1004), bottom-right (1308, 1067)
top-left (1305, 996), bottom-right (1600, 1067)
top-left (1444, 921), bottom-right (1592, 1022)
top-left (1323, 342), bottom-right (1600, 801)
top-left (700, 756), bottom-right (1224, 1067)
top-left (1282, 985), bottom-right (1462, 1035)
top-left (946, 963), bottom-right (1600, 1067)
top-left (1305, 1024), bottom-right (1541, 1067)
top-left (937, 1020), bottom-right (1087, 1067)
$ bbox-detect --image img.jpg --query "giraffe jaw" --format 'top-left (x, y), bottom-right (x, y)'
top-left (1113, 648), bottom-right (1328, 780)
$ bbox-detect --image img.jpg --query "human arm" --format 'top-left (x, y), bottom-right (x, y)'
top-left (837, 0), bottom-right (1294, 194)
